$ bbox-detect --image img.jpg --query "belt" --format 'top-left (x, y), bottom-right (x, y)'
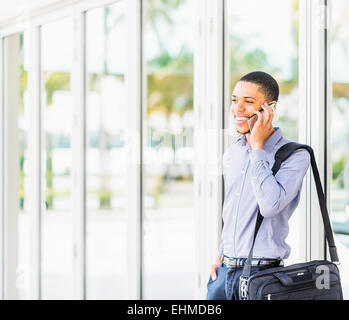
top-left (222, 255), bottom-right (284, 268)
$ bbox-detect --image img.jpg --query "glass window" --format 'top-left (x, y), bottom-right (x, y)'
top-left (41, 17), bottom-right (74, 299)
top-left (143, 0), bottom-right (195, 299)
top-left (330, 0), bottom-right (349, 299)
top-left (85, 2), bottom-right (128, 299)
top-left (227, 0), bottom-right (300, 264)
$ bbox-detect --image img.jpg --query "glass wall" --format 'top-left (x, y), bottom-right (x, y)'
top-left (330, 0), bottom-right (349, 299)
top-left (143, 0), bottom-right (195, 299)
top-left (41, 17), bottom-right (74, 299)
top-left (85, 2), bottom-right (128, 299)
top-left (227, 0), bottom-right (301, 264)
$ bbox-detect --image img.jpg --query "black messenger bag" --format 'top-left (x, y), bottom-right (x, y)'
top-left (239, 142), bottom-right (343, 300)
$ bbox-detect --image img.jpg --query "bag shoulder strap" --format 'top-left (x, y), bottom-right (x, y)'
top-left (241, 142), bottom-right (339, 279)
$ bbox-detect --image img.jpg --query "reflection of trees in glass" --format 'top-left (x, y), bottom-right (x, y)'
top-left (229, 35), bottom-right (278, 86)
top-left (20, 150), bottom-right (25, 209)
top-left (146, 0), bottom-right (182, 53)
top-left (147, 73), bottom-right (193, 118)
top-left (146, 0), bottom-right (194, 136)
top-left (43, 71), bottom-right (71, 210)
top-left (145, 0), bottom-right (194, 207)
top-left (19, 33), bottom-right (27, 209)
top-left (332, 3), bottom-right (349, 57)
top-left (146, 0), bottom-right (193, 118)
top-left (103, 7), bottom-right (124, 75)
top-left (333, 155), bottom-right (346, 189)
top-left (45, 135), bottom-right (53, 209)
top-left (86, 6), bottom-right (126, 209)
top-left (44, 72), bottom-right (70, 106)
top-left (229, 0), bottom-right (299, 141)
top-left (97, 7), bottom-right (124, 209)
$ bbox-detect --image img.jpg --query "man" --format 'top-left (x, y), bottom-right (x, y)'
top-left (206, 71), bottom-right (310, 300)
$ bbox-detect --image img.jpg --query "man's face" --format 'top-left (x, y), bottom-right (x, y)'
top-left (231, 81), bottom-right (270, 134)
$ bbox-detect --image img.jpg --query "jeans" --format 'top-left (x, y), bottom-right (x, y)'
top-left (206, 263), bottom-right (272, 300)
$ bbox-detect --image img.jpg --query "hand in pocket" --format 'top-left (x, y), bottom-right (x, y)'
top-left (210, 263), bottom-right (220, 281)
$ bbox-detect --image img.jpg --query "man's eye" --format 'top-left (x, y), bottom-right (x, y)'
top-left (246, 101), bottom-right (253, 104)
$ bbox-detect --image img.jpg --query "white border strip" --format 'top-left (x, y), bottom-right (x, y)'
top-left (0, 35), bottom-right (4, 300)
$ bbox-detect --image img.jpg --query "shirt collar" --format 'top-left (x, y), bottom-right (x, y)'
top-left (236, 127), bottom-right (283, 153)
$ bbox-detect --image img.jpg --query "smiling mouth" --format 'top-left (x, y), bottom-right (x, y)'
top-left (235, 116), bottom-right (249, 124)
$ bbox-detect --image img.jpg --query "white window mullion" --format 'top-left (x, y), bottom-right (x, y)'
top-left (3, 34), bottom-right (20, 300)
top-left (325, 0), bottom-right (332, 262)
top-left (203, 0), bottom-right (212, 287)
top-left (223, 0), bottom-right (231, 153)
top-left (194, 0), bottom-right (224, 299)
top-left (299, 0), bottom-right (327, 262)
top-left (204, 0), bottom-right (223, 291)
top-left (193, 0), bottom-right (208, 299)
top-left (27, 23), bottom-right (41, 300)
top-left (309, 0), bottom-right (327, 261)
top-left (298, 0), bottom-right (311, 263)
top-left (125, 0), bottom-right (142, 300)
top-left (71, 10), bottom-right (86, 300)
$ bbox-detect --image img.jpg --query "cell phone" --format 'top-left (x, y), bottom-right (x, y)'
top-left (247, 103), bottom-right (276, 120)
top-left (247, 103), bottom-right (276, 132)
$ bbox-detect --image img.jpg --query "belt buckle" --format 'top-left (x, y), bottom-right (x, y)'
top-left (224, 256), bottom-right (240, 268)
top-left (232, 258), bottom-right (238, 268)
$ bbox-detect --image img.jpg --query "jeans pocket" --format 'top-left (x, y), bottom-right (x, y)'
top-left (207, 275), bottom-right (213, 287)
top-left (207, 264), bottom-right (222, 286)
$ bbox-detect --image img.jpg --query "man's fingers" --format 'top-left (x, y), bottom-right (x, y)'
top-left (265, 103), bottom-right (274, 125)
top-left (261, 104), bottom-right (270, 125)
top-left (211, 264), bottom-right (218, 280)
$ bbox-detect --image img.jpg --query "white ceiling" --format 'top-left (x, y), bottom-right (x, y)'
top-left (0, 0), bottom-right (59, 23)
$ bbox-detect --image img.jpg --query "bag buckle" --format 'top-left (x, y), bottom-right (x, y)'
top-left (239, 276), bottom-right (248, 300)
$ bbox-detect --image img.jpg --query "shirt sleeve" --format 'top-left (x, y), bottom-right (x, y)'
top-left (249, 148), bottom-right (310, 218)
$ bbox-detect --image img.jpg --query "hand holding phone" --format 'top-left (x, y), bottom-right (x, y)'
top-left (247, 103), bottom-right (276, 133)
top-left (247, 103), bottom-right (276, 120)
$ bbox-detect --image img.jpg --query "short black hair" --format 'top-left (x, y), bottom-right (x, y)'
top-left (239, 71), bottom-right (279, 102)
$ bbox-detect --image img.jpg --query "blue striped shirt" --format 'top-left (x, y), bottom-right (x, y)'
top-left (219, 127), bottom-right (310, 259)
